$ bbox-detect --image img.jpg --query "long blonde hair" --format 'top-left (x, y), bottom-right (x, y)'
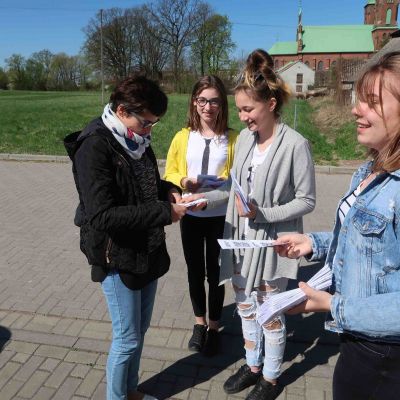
top-left (356, 51), bottom-right (400, 172)
top-left (235, 49), bottom-right (291, 117)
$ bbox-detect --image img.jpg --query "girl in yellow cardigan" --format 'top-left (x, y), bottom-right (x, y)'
top-left (165, 75), bottom-right (238, 356)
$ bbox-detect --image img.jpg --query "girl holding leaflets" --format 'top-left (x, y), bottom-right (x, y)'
top-left (164, 75), bottom-right (238, 356)
top-left (183, 50), bottom-right (316, 400)
top-left (276, 51), bottom-right (400, 400)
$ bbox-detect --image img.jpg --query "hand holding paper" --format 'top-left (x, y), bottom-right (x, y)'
top-left (257, 265), bottom-right (333, 325)
top-left (230, 171), bottom-right (251, 214)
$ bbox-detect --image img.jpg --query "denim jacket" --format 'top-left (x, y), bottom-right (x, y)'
top-left (308, 161), bottom-right (400, 343)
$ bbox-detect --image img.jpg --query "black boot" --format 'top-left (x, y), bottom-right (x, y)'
top-left (223, 364), bottom-right (261, 394)
top-left (188, 324), bottom-right (207, 352)
top-left (202, 329), bottom-right (219, 357)
top-left (245, 377), bottom-right (281, 400)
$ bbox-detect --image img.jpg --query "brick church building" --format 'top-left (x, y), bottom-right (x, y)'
top-left (269, 0), bottom-right (399, 71)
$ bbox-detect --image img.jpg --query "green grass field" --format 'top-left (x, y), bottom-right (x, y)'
top-left (0, 90), bottom-right (358, 162)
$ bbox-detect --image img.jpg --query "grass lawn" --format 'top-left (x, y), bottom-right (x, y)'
top-left (0, 90), bottom-right (359, 162)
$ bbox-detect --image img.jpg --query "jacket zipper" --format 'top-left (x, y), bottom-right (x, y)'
top-left (106, 238), bottom-right (113, 264)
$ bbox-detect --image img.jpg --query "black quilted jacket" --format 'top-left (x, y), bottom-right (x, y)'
top-left (64, 118), bottom-right (175, 289)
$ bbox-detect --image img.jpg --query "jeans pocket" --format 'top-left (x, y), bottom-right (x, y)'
top-left (357, 340), bottom-right (387, 357)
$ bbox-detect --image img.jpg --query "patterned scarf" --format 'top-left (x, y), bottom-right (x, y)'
top-left (101, 103), bottom-right (151, 159)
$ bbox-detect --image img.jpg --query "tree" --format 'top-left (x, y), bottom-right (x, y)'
top-left (0, 67), bottom-right (9, 89)
top-left (5, 54), bottom-right (27, 89)
top-left (48, 53), bottom-right (80, 90)
top-left (134, 6), bottom-right (170, 80)
top-left (190, 3), bottom-right (213, 76)
top-left (83, 8), bottom-right (140, 81)
top-left (25, 50), bottom-right (54, 90)
top-left (192, 14), bottom-right (235, 75)
top-left (148, 0), bottom-right (208, 90)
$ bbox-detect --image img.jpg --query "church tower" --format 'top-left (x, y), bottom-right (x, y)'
top-left (297, 4), bottom-right (303, 53)
top-left (365, 0), bottom-right (400, 50)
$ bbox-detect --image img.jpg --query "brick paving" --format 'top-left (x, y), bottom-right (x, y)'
top-left (0, 160), bottom-right (353, 399)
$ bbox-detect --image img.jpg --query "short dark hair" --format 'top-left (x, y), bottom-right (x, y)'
top-left (110, 75), bottom-right (168, 117)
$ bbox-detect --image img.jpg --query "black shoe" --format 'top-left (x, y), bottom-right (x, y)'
top-left (188, 324), bottom-right (207, 352)
top-left (202, 329), bottom-right (219, 357)
top-left (245, 378), bottom-right (280, 400)
top-left (223, 364), bottom-right (261, 394)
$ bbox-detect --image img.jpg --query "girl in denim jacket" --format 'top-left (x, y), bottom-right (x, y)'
top-left (276, 51), bottom-right (400, 400)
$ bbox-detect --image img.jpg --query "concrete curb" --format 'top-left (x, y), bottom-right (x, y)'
top-left (0, 153), bottom-right (356, 174)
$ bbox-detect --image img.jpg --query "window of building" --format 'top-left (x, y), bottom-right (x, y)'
top-left (296, 85), bottom-right (302, 93)
top-left (296, 73), bottom-right (303, 84)
top-left (331, 60), bottom-right (337, 69)
top-left (317, 61), bottom-right (324, 70)
top-left (304, 61), bottom-right (310, 67)
top-left (386, 8), bottom-right (392, 25)
top-left (275, 59), bottom-right (280, 69)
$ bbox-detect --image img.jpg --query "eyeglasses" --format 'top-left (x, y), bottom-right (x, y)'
top-left (196, 97), bottom-right (221, 108)
top-left (130, 111), bottom-right (160, 129)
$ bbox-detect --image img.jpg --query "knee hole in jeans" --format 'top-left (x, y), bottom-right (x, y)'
top-left (258, 284), bottom-right (277, 292)
top-left (263, 318), bottom-right (282, 331)
top-left (237, 302), bottom-right (256, 320)
top-left (244, 338), bottom-right (256, 350)
top-left (233, 284), bottom-right (245, 292)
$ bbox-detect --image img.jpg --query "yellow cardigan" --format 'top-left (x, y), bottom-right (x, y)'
top-left (164, 127), bottom-right (239, 189)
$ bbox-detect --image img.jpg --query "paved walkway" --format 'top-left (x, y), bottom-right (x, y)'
top-left (0, 160), bottom-right (353, 400)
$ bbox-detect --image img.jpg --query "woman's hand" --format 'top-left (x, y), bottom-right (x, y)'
top-left (168, 188), bottom-right (181, 203)
top-left (274, 234), bottom-right (313, 259)
top-left (181, 177), bottom-right (200, 193)
top-left (287, 282), bottom-right (332, 314)
top-left (170, 203), bottom-right (186, 222)
top-left (235, 195), bottom-right (257, 219)
top-left (179, 193), bottom-right (207, 212)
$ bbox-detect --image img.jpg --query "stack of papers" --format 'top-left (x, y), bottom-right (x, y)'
top-left (180, 198), bottom-right (208, 208)
top-left (197, 175), bottom-right (225, 189)
top-left (230, 171), bottom-right (250, 213)
top-left (257, 265), bottom-right (333, 325)
top-left (218, 239), bottom-right (279, 249)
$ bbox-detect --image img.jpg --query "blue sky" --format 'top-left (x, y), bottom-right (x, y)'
top-left (0, 0), bottom-right (397, 67)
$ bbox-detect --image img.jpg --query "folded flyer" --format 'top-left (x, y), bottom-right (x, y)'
top-left (218, 239), bottom-right (279, 249)
top-left (230, 171), bottom-right (250, 213)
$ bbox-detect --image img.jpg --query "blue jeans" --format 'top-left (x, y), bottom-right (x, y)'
top-left (101, 271), bottom-right (158, 400)
top-left (232, 262), bottom-right (288, 380)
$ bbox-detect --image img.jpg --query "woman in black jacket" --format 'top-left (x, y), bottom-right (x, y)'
top-left (64, 76), bottom-right (186, 400)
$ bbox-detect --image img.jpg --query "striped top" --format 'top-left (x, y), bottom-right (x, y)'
top-left (339, 185), bottom-right (361, 224)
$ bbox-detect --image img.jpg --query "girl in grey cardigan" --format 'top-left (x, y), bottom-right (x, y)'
top-left (183, 49), bottom-right (316, 400)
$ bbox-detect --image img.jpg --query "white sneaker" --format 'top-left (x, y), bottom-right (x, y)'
top-left (142, 395), bottom-right (159, 400)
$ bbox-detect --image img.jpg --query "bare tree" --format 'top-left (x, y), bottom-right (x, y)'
top-left (134, 6), bottom-right (170, 80)
top-left (83, 8), bottom-right (139, 81)
top-left (148, 0), bottom-right (208, 90)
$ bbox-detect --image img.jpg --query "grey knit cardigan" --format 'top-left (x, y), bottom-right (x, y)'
top-left (204, 123), bottom-right (316, 295)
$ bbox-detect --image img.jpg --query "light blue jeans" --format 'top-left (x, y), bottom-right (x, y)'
top-left (232, 265), bottom-right (288, 380)
top-left (101, 271), bottom-right (158, 400)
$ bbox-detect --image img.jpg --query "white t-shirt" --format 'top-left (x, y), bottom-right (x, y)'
top-left (244, 144), bottom-right (271, 236)
top-left (186, 130), bottom-right (229, 217)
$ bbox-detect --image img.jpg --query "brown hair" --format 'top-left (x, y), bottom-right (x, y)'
top-left (110, 75), bottom-right (168, 117)
top-left (356, 51), bottom-right (400, 172)
top-left (187, 75), bottom-right (229, 135)
top-left (235, 49), bottom-right (291, 117)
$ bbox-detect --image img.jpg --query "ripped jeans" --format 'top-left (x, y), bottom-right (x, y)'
top-left (232, 262), bottom-right (288, 380)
